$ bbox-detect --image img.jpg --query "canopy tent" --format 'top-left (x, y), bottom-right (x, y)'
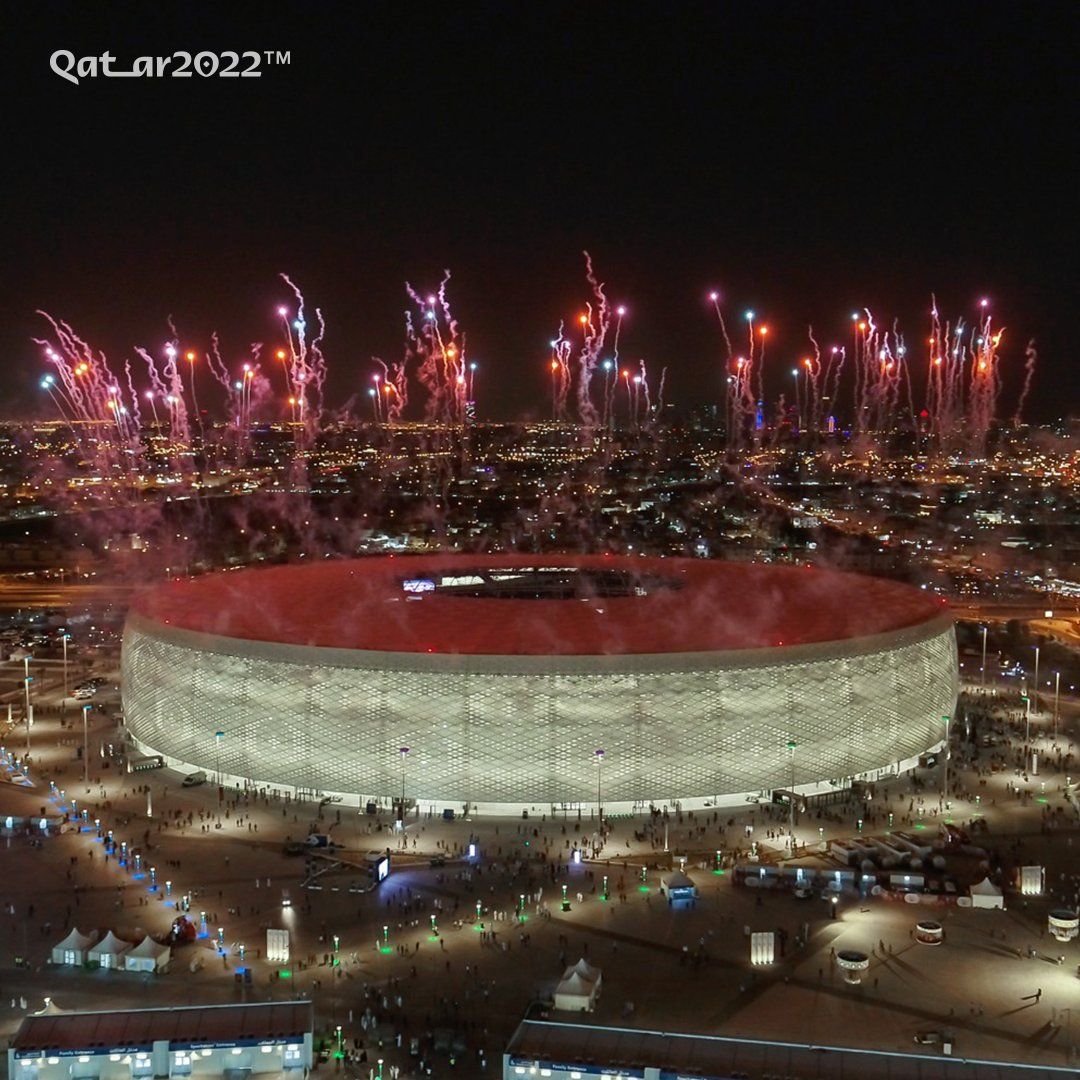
top-left (562, 957), bottom-right (602, 991)
top-left (124, 935), bottom-right (171, 973)
top-left (553, 971), bottom-right (599, 1013)
top-left (51, 928), bottom-right (99, 966)
top-left (969, 877), bottom-right (1005, 910)
top-left (88, 930), bottom-right (132, 969)
top-left (33, 997), bottom-right (66, 1015)
top-left (662, 868), bottom-right (698, 908)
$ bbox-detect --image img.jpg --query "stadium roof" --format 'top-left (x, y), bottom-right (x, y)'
top-left (506, 1019), bottom-right (1077, 1079)
top-left (132, 554), bottom-right (948, 657)
top-left (11, 1002), bottom-right (313, 1053)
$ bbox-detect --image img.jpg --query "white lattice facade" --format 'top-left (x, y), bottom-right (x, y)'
top-left (121, 611), bottom-right (957, 812)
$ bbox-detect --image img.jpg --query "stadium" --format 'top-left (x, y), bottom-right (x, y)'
top-left (121, 555), bottom-right (958, 815)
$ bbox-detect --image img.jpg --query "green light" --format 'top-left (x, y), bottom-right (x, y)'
top-left (428, 935), bottom-right (439, 942)
top-left (379, 946), bottom-right (393, 954)
top-left (712, 869), bottom-right (725, 876)
top-left (913, 823), bottom-right (926, 830)
top-left (279, 969), bottom-right (292, 979)
top-left (638, 885), bottom-right (650, 893)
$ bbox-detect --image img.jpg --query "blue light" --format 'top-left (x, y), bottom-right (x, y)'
top-left (744, 310), bottom-right (754, 321)
top-left (602, 360), bottom-right (613, 371)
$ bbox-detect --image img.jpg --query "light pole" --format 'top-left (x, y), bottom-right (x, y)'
top-left (1054, 671), bottom-right (1061, 738)
top-left (23, 655), bottom-right (32, 756)
top-left (61, 631), bottom-right (70, 710)
top-left (82, 704), bottom-right (90, 786)
top-left (786, 740), bottom-right (797, 841)
top-left (399, 747), bottom-right (410, 821)
top-left (214, 730), bottom-right (225, 788)
top-left (1033, 645), bottom-right (1040, 714)
top-left (595, 749), bottom-right (604, 822)
top-left (980, 625), bottom-right (987, 689)
top-left (23, 653), bottom-right (32, 715)
top-left (941, 715), bottom-right (950, 802)
top-left (1024, 682), bottom-right (1031, 747)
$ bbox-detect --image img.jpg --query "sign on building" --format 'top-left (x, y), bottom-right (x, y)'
top-left (267, 928), bottom-right (290, 963)
top-left (1020, 866), bottom-right (1044, 896)
top-left (750, 931), bottom-right (775, 965)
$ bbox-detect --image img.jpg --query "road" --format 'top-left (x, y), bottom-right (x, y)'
top-left (0, 576), bottom-right (137, 610)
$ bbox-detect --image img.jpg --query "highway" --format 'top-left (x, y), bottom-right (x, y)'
top-left (0, 575), bottom-right (137, 609)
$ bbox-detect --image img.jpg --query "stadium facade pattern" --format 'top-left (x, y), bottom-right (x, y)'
top-left (122, 555), bottom-right (958, 813)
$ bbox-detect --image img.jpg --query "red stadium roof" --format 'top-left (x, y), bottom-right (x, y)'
top-left (132, 555), bottom-right (948, 657)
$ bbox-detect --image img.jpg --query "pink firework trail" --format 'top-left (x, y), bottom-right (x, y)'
top-left (405, 272), bottom-right (469, 425)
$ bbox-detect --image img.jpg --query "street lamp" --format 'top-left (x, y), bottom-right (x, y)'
top-left (1033, 646), bottom-right (1040, 714)
top-left (398, 747), bottom-right (410, 822)
top-left (1054, 671), bottom-right (1061, 738)
top-left (786, 740), bottom-right (797, 841)
top-left (214, 730), bottom-right (225, 788)
top-left (980, 625), bottom-right (988, 689)
top-left (941, 715), bottom-right (950, 802)
top-left (23, 654), bottom-right (32, 755)
top-left (61, 632), bottom-right (70, 707)
top-left (82, 704), bottom-right (91, 786)
top-left (595, 749), bottom-right (605, 821)
top-left (1023, 682), bottom-right (1031, 747)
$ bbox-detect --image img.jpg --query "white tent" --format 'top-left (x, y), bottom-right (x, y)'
top-left (562, 957), bottom-right (602, 991)
top-left (663, 869), bottom-right (696, 891)
top-left (553, 971), bottom-right (599, 1012)
top-left (88, 930), bottom-right (132, 969)
top-left (124, 935), bottom-right (171, 973)
top-left (33, 997), bottom-right (66, 1015)
top-left (969, 877), bottom-right (1005, 910)
top-left (51, 928), bottom-right (98, 966)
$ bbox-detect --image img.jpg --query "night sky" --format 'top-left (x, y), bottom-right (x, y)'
top-left (5, 3), bottom-right (1076, 421)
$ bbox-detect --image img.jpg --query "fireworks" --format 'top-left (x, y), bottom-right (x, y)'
top-left (708, 293), bottom-right (1033, 456)
top-left (32, 268), bottom-right (1036, 485)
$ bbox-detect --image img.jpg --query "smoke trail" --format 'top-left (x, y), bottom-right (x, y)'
top-left (1012, 339), bottom-right (1037, 427)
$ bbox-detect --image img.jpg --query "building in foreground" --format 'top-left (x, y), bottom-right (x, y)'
top-left (503, 1018), bottom-right (1076, 1079)
top-left (122, 554), bottom-right (957, 815)
top-left (8, 1002), bottom-right (313, 1080)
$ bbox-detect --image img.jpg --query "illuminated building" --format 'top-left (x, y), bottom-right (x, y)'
top-left (122, 555), bottom-right (957, 813)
